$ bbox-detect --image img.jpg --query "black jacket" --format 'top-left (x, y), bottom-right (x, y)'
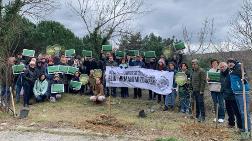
top-left (220, 69), bottom-right (235, 100)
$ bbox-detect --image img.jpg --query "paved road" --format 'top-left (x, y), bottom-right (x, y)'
top-left (0, 131), bottom-right (133, 141)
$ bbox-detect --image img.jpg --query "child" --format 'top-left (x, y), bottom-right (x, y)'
top-left (49, 73), bottom-right (63, 102)
top-left (90, 78), bottom-right (105, 103)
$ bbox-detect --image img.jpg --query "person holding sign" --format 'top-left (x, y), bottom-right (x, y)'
top-left (119, 58), bottom-right (129, 98)
top-left (33, 74), bottom-right (49, 102)
top-left (164, 62), bottom-right (177, 111)
top-left (69, 71), bottom-right (81, 94)
top-left (191, 59), bottom-right (206, 122)
top-left (219, 62), bottom-right (242, 130)
top-left (207, 59), bottom-right (225, 123)
top-left (105, 56), bottom-right (118, 97)
top-left (90, 78), bottom-right (105, 103)
top-left (178, 63), bottom-right (191, 113)
top-left (227, 58), bottom-right (251, 134)
top-left (156, 58), bottom-right (167, 103)
top-left (130, 55), bottom-right (145, 99)
top-left (49, 74), bottom-right (63, 102)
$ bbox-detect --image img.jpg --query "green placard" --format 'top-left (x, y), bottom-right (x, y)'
top-left (12, 64), bottom-right (25, 74)
top-left (59, 65), bottom-right (69, 73)
top-left (175, 72), bottom-right (188, 86)
top-left (48, 66), bottom-right (60, 74)
top-left (70, 80), bottom-right (82, 90)
top-left (67, 66), bottom-right (79, 75)
top-left (80, 74), bottom-right (89, 85)
top-left (174, 42), bottom-right (186, 50)
top-left (82, 50), bottom-right (92, 57)
top-left (22, 49), bottom-right (35, 57)
top-left (46, 47), bottom-right (55, 55)
top-left (102, 45), bottom-right (112, 52)
top-left (115, 51), bottom-right (125, 58)
top-left (128, 50), bottom-right (139, 57)
top-left (51, 84), bottom-right (65, 93)
top-left (144, 51), bottom-right (156, 58)
top-left (207, 71), bottom-right (220, 82)
top-left (65, 49), bottom-right (75, 57)
top-left (163, 46), bottom-right (173, 59)
top-left (94, 69), bottom-right (102, 78)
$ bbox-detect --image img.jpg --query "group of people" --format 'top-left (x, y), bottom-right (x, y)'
top-left (0, 49), bottom-right (251, 134)
top-left (190, 58), bottom-right (251, 134)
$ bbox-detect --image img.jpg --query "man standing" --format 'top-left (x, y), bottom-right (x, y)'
top-left (191, 59), bottom-right (206, 122)
top-left (207, 59), bottom-right (225, 123)
top-left (130, 55), bottom-right (145, 99)
top-left (219, 62), bottom-right (242, 129)
top-left (227, 58), bottom-right (251, 133)
top-left (105, 56), bottom-right (118, 97)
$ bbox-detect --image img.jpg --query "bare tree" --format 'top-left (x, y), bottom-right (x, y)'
top-left (69, 0), bottom-right (146, 44)
top-left (0, 0), bottom-right (56, 112)
top-left (230, 0), bottom-right (252, 51)
top-left (183, 18), bottom-right (215, 58)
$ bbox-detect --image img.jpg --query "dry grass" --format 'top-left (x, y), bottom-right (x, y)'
top-left (0, 89), bottom-right (243, 141)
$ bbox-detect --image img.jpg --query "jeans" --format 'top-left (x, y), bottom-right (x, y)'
top-left (234, 93), bottom-right (251, 132)
top-left (165, 91), bottom-right (177, 107)
top-left (192, 91), bottom-right (205, 119)
top-left (211, 91), bottom-right (225, 119)
top-left (179, 90), bottom-right (190, 113)
top-left (15, 84), bottom-right (22, 102)
top-left (1, 85), bottom-right (10, 107)
top-left (225, 98), bottom-right (242, 129)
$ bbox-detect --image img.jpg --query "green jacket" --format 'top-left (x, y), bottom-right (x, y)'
top-left (191, 67), bottom-right (206, 93)
top-left (33, 79), bottom-right (48, 97)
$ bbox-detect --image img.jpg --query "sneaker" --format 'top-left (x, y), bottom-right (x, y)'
top-left (213, 118), bottom-right (217, 122)
top-left (218, 119), bottom-right (224, 123)
top-left (56, 94), bottom-right (61, 99)
top-left (50, 97), bottom-right (56, 102)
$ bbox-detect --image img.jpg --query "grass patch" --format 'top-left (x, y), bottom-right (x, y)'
top-left (0, 90), bottom-right (239, 140)
top-left (155, 137), bottom-right (182, 141)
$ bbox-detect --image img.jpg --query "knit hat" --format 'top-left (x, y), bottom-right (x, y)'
top-left (158, 58), bottom-right (165, 65)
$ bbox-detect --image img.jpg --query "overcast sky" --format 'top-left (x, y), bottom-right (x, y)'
top-left (44, 0), bottom-right (243, 43)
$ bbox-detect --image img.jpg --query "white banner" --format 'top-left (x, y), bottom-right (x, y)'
top-left (105, 66), bottom-right (174, 95)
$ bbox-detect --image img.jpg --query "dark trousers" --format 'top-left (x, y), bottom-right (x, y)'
top-left (106, 87), bottom-right (116, 97)
top-left (121, 87), bottom-right (129, 98)
top-left (157, 94), bottom-right (165, 103)
top-left (148, 90), bottom-right (156, 100)
top-left (23, 84), bottom-right (33, 107)
top-left (36, 95), bottom-right (47, 102)
top-left (193, 91), bottom-right (205, 119)
top-left (225, 99), bottom-right (242, 129)
top-left (134, 88), bottom-right (142, 98)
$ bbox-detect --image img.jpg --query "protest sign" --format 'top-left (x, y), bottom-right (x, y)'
top-left (51, 84), bottom-right (64, 93)
top-left (69, 81), bottom-right (82, 90)
top-left (12, 64), bottom-right (25, 74)
top-left (105, 66), bottom-right (174, 95)
top-left (22, 49), bottom-right (35, 57)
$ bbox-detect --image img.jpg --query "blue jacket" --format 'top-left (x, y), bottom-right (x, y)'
top-left (229, 63), bottom-right (250, 94)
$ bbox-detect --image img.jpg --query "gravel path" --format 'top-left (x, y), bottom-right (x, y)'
top-left (0, 131), bottom-right (133, 141)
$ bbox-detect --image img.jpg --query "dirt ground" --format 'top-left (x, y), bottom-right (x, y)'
top-left (0, 90), bottom-right (250, 141)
